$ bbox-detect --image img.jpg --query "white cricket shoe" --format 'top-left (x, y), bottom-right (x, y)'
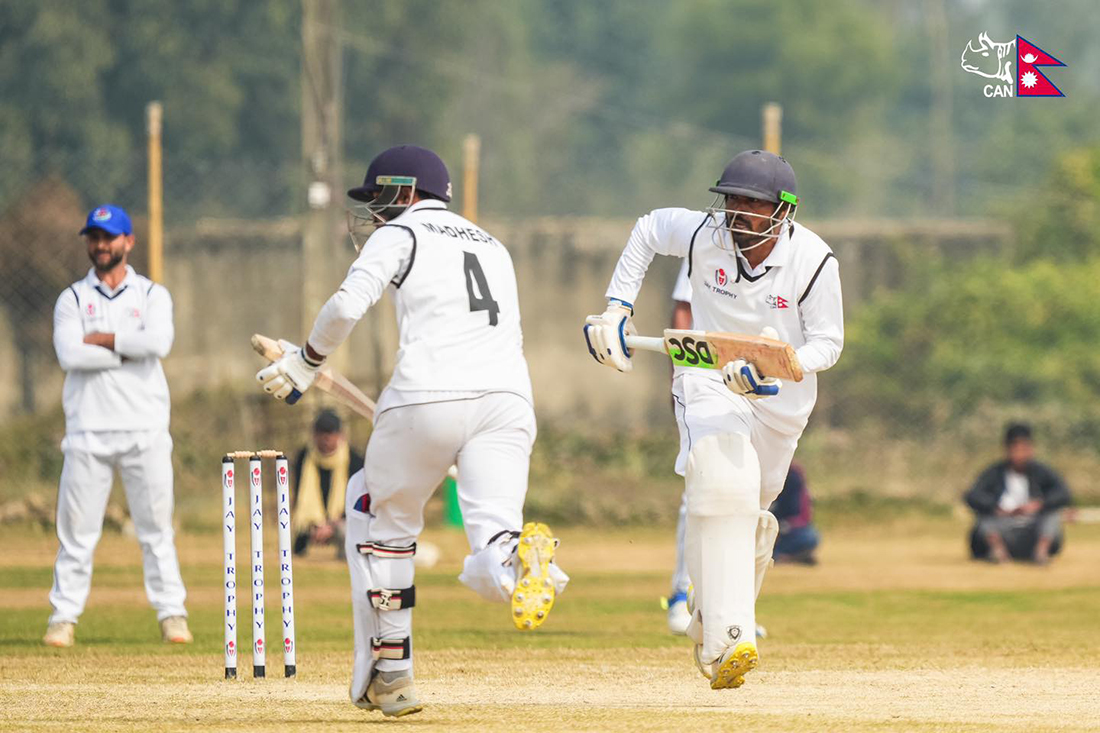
top-left (160, 616), bottom-right (193, 644)
top-left (666, 592), bottom-right (691, 635)
top-left (356, 670), bottom-right (423, 718)
top-left (43, 622), bottom-right (75, 648)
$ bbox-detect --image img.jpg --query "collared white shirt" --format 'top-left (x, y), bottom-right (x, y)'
top-left (53, 265), bottom-right (173, 439)
top-left (308, 200), bottom-right (533, 412)
top-left (606, 208), bottom-right (844, 435)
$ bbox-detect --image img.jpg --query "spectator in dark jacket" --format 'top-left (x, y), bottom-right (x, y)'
top-left (292, 410), bottom-right (364, 557)
top-left (770, 463), bottom-right (820, 565)
top-left (965, 423), bottom-right (1071, 564)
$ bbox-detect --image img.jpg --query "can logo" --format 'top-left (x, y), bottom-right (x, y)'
top-left (715, 268), bottom-right (728, 287)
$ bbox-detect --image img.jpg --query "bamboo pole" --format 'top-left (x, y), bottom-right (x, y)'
top-left (146, 102), bottom-right (164, 282)
top-left (462, 134), bottom-right (481, 224)
top-left (762, 102), bottom-right (782, 155)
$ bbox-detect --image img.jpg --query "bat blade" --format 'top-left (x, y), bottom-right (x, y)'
top-left (250, 333), bottom-right (377, 420)
top-left (660, 329), bottom-right (804, 382)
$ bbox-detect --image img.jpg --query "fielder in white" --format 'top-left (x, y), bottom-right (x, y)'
top-left (257, 145), bottom-right (567, 717)
top-left (584, 150), bottom-right (843, 688)
top-left (45, 204), bottom-right (190, 648)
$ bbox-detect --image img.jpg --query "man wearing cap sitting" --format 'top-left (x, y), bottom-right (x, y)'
top-left (43, 205), bottom-right (190, 648)
top-left (292, 409), bottom-right (364, 558)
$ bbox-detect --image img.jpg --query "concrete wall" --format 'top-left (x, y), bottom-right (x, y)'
top-left (0, 215), bottom-right (1011, 430)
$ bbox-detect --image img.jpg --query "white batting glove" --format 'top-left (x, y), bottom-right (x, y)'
top-left (583, 299), bottom-right (636, 372)
top-left (256, 343), bottom-right (323, 404)
top-left (722, 326), bottom-right (782, 399)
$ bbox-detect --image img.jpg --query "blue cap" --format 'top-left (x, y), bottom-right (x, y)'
top-left (79, 205), bottom-right (132, 236)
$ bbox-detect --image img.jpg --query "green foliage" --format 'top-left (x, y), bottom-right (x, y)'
top-left (1017, 147), bottom-right (1100, 261)
top-left (2, 0), bottom-right (1097, 220)
top-left (831, 252), bottom-right (1100, 434)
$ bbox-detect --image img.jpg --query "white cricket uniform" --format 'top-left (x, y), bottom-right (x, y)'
top-left (306, 200), bottom-right (538, 697)
top-left (49, 265), bottom-right (186, 624)
top-left (607, 208), bottom-right (843, 499)
top-left (605, 207), bottom-right (842, 662)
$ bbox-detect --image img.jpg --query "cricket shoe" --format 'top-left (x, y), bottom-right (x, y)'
top-left (511, 521), bottom-right (559, 630)
top-left (43, 622), bottom-right (75, 648)
top-left (665, 591), bottom-right (691, 635)
top-left (356, 670), bottom-right (423, 718)
top-left (694, 641), bottom-right (759, 689)
top-left (160, 616), bottom-right (193, 643)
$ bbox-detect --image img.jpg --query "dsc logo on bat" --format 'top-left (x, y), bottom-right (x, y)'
top-left (666, 336), bottom-right (717, 368)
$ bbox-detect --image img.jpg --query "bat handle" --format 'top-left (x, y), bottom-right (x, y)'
top-left (624, 335), bottom-right (666, 354)
top-left (287, 389), bottom-right (302, 405)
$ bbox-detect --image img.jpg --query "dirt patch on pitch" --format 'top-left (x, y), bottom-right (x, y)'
top-left (3, 649), bottom-right (1099, 732)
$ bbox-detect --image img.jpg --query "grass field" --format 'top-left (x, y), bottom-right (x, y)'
top-left (2, 517), bottom-right (1100, 732)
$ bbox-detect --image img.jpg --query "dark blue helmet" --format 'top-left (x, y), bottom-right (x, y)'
top-left (709, 150), bottom-right (797, 206)
top-left (348, 145), bottom-right (452, 203)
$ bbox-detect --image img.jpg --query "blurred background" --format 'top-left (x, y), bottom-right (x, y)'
top-left (2, 0), bottom-right (1098, 528)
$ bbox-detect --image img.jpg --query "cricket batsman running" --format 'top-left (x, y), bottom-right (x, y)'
top-left (256, 145), bottom-right (567, 717)
top-left (583, 150), bottom-right (843, 688)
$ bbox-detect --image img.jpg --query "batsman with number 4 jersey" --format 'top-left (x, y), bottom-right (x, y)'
top-left (584, 150), bottom-right (843, 690)
top-left (256, 145), bottom-right (567, 718)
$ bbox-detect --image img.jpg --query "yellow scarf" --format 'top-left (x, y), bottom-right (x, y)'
top-left (292, 441), bottom-right (349, 534)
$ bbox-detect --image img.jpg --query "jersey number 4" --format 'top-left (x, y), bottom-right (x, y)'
top-left (463, 251), bottom-right (500, 326)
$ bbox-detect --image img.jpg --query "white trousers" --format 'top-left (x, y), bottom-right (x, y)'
top-left (347, 392), bottom-right (536, 700)
top-left (49, 430), bottom-right (187, 624)
top-left (672, 373), bottom-right (799, 506)
top-left (672, 373), bottom-right (800, 658)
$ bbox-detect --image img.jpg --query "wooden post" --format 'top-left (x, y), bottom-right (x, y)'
top-left (762, 102), bottom-right (782, 155)
top-left (146, 102), bottom-right (164, 282)
top-left (462, 134), bottom-right (480, 224)
top-left (301, 0), bottom-right (345, 374)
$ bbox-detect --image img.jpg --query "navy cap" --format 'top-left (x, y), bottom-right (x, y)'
top-left (314, 409), bottom-right (342, 433)
top-left (348, 145), bottom-right (452, 203)
top-left (709, 150), bottom-right (798, 206)
top-left (79, 205), bottom-right (132, 236)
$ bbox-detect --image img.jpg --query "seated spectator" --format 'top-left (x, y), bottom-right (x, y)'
top-left (770, 462), bottom-right (820, 565)
top-left (965, 423), bottom-right (1071, 564)
top-left (292, 409), bottom-right (364, 557)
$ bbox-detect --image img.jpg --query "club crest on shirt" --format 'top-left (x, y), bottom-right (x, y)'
top-left (715, 268), bottom-right (728, 286)
top-left (86, 303), bottom-right (96, 316)
top-left (766, 294), bottom-right (790, 309)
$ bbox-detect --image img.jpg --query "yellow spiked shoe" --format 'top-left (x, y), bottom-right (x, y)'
top-left (710, 641), bottom-right (759, 689)
top-left (511, 522), bottom-right (558, 631)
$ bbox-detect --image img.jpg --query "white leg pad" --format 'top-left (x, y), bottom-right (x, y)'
top-left (684, 434), bottom-right (761, 664)
top-left (755, 510), bottom-right (779, 600)
top-left (347, 515), bottom-right (416, 702)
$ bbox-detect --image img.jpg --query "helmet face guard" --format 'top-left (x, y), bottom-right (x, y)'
top-left (705, 189), bottom-right (798, 253)
top-left (346, 176), bottom-right (416, 252)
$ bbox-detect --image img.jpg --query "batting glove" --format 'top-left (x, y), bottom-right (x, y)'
top-left (583, 299), bottom-right (636, 373)
top-left (256, 344), bottom-right (323, 404)
top-left (722, 326), bottom-right (782, 399)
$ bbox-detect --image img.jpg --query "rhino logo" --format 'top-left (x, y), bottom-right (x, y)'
top-left (961, 32), bottom-right (1015, 84)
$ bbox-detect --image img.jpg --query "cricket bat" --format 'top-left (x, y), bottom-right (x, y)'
top-left (250, 333), bottom-right (376, 420)
top-left (625, 329), bottom-right (804, 382)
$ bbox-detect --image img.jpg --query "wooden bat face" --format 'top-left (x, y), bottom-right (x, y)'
top-left (663, 329), bottom-right (804, 382)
